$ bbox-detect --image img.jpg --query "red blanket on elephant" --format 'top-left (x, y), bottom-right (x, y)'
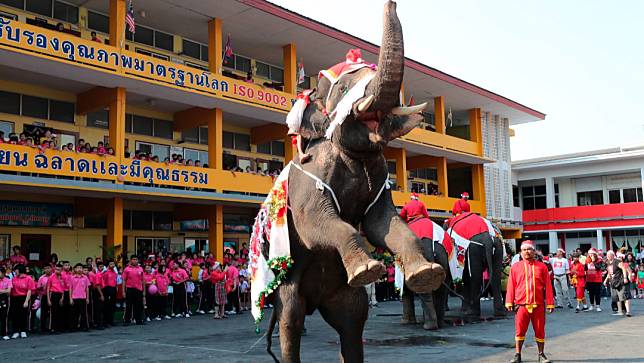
top-left (407, 218), bottom-right (457, 281)
top-left (445, 212), bottom-right (498, 280)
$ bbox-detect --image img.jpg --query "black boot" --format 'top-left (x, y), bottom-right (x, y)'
top-left (509, 352), bottom-right (521, 363)
top-left (538, 352), bottom-right (551, 363)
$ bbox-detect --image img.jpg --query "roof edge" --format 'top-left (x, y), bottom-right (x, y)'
top-left (240, 0), bottom-right (546, 120)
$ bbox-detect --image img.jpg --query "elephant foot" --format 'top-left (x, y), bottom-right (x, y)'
top-left (400, 317), bottom-right (417, 325)
top-left (405, 262), bottom-right (445, 294)
top-left (347, 259), bottom-right (386, 287)
top-left (422, 321), bottom-right (438, 331)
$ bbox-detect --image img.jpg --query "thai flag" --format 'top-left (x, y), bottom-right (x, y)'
top-left (224, 34), bottom-right (233, 64)
top-left (126, 0), bottom-right (136, 34)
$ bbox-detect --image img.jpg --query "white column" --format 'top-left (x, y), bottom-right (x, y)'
top-left (545, 176), bottom-right (556, 209)
top-left (641, 167), bottom-right (644, 192)
top-left (596, 229), bottom-right (605, 251)
top-left (548, 231), bottom-right (558, 254)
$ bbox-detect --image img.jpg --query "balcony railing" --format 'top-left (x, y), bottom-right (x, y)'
top-left (523, 203), bottom-right (644, 224)
top-left (401, 127), bottom-right (481, 156)
top-left (0, 143), bottom-right (273, 196)
top-left (0, 18), bottom-right (296, 113)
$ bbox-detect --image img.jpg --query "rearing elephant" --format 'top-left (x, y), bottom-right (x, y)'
top-left (446, 212), bottom-right (506, 319)
top-left (254, 2), bottom-right (445, 362)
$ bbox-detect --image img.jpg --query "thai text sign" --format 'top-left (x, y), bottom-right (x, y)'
top-left (0, 143), bottom-right (274, 195)
top-left (0, 200), bottom-right (73, 227)
top-left (0, 18), bottom-right (296, 112)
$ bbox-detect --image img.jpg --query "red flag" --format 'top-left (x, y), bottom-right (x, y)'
top-left (408, 95), bottom-right (414, 106)
top-left (223, 34), bottom-right (233, 64)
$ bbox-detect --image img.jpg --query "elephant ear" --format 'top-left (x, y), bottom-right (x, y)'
top-left (380, 113), bottom-right (423, 142)
top-left (299, 97), bottom-right (330, 140)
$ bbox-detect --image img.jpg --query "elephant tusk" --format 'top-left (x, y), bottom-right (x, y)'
top-left (391, 102), bottom-right (428, 115)
top-left (357, 95), bottom-right (374, 112)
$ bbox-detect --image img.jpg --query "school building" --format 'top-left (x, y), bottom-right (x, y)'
top-left (513, 145), bottom-right (644, 254)
top-left (0, 0), bottom-right (544, 265)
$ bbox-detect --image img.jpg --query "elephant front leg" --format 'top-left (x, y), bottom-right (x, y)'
top-left (294, 212), bottom-right (384, 287)
top-left (364, 197), bottom-right (444, 293)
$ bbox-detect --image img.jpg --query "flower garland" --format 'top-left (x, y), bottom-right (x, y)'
top-left (253, 255), bottom-right (294, 333)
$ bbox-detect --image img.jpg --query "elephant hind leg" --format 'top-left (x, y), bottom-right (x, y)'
top-left (277, 283), bottom-right (306, 363)
top-left (319, 286), bottom-right (369, 363)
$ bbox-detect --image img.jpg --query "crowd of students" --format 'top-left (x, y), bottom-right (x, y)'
top-left (505, 246), bottom-right (643, 317)
top-left (0, 246), bottom-right (251, 340)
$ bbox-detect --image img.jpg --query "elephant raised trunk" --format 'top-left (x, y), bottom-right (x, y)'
top-left (366, 0), bottom-right (404, 113)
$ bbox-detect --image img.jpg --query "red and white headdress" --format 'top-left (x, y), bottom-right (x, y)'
top-left (521, 240), bottom-right (535, 250)
top-left (319, 49), bottom-right (376, 84)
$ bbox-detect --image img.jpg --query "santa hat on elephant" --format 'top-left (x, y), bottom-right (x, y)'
top-left (319, 49), bottom-right (377, 84)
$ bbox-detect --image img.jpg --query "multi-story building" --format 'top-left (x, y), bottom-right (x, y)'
top-left (0, 0), bottom-right (543, 264)
top-left (513, 145), bottom-right (644, 254)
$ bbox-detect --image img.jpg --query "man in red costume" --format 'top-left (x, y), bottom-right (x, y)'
top-left (506, 240), bottom-right (555, 363)
top-left (452, 191), bottom-right (471, 216)
top-left (400, 193), bottom-right (429, 222)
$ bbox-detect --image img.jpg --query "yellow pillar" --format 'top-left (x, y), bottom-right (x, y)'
top-left (395, 148), bottom-right (408, 193)
top-left (283, 43), bottom-right (297, 94)
top-left (106, 197), bottom-right (123, 263)
top-left (472, 164), bottom-right (486, 216)
top-left (208, 108), bottom-right (223, 170)
top-left (108, 87), bottom-right (126, 161)
top-left (208, 205), bottom-right (224, 262)
top-left (434, 96), bottom-right (445, 134)
top-left (284, 135), bottom-right (295, 164)
top-left (469, 108), bottom-right (483, 155)
top-left (437, 157), bottom-right (448, 197)
top-left (109, 0), bottom-right (126, 48)
top-left (208, 18), bottom-right (222, 74)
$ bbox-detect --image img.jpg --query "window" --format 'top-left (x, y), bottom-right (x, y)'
top-left (153, 119), bottom-right (173, 139)
top-left (623, 187), bottom-right (643, 203)
top-left (131, 210), bottom-right (153, 230)
top-left (183, 148), bottom-right (208, 164)
top-left (256, 61), bottom-right (270, 78)
top-left (256, 142), bottom-right (271, 154)
top-left (130, 26), bottom-right (154, 46)
top-left (271, 140), bottom-right (284, 157)
top-left (513, 185), bottom-right (520, 207)
top-left (0, 234), bottom-right (10, 262)
top-left (182, 128), bottom-right (199, 143)
top-left (182, 39), bottom-right (200, 59)
top-left (411, 181), bottom-right (425, 193)
top-left (410, 168), bottom-right (437, 181)
top-left (154, 31), bottom-right (174, 52)
top-left (132, 115), bottom-right (153, 136)
top-left (153, 212), bottom-right (172, 231)
top-left (135, 141), bottom-right (169, 160)
top-left (87, 109), bottom-right (108, 129)
top-left (270, 66), bottom-right (283, 82)
top-left (577, 190), bottom-right (603, 206)
top-left (235, 55), bottom-right (251, 73)
top-left (609, 190), bottom-right (621, 204)
top-left (53, 0), bottom-right (78, 24)
top-left (83, 215), bottom-right (106, 228)
top-left (87, 10), bottom-right (109, 34)
top-left (199, 127), bottom-right (208, 145)
top-left (0, 91), bottom-right (20, 115)
top-left (237, 157), bottom-right (251, 171)
top-left (0, 120), bottom-right (14, 136)
top-left (0, 0), bottom-right (24, 10)
top-left (21, 95), bottom-right (49, 119)
top-left (223, 153), bottom-right (236, 170)
top-left (135, 238), bottom-right (169, 255)
top-left (26, 0), bottom-right (52, 17)
top-left (49, 100), bottom-right (74, 123)
top-left (387, 161), bottom-right (396, 175)
top-left (222, 131), bottom-right (250, 151)
top-left (522, 185), bottom-right (547, 210)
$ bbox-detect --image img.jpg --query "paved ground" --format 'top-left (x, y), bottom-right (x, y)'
top-left (1, 297), bottom-right (643, 362)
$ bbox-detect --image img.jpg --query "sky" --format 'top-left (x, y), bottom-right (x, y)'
top-left (271, 0), bottom-right (644, 161)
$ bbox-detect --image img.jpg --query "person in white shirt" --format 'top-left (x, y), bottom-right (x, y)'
top-left (550, 249), bottom-right (573, 308)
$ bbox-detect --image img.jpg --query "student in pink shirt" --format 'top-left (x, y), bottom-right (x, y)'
top-left (143, 264), bottom-right (156, 321)
top-left (122, 255), bottom-right (145, 326)
top-left (102, 259), bottom-right (118, 326)
top-left (225, 261), bottom-right (241, 315)
top-left (70, 263), bottom-right (90, 331)
top-left (9, 264), bottom-right (35, 338)
top-left (37, 265), bottom-right (52, 333)
top-left (155, 265), bottom-right (170, 319)
top-left (0, 267), bottom-right (11, 340)
top-left (47, 264), bottom-right (66, 333)
top-left (9, 246), bottom-right (28, 267)
top-left (90, 261), bottom-right (105, 329)
top-left (60, 261), bottom-right (73, 331)
top-left (170, 262), bottom-right (190, 318)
